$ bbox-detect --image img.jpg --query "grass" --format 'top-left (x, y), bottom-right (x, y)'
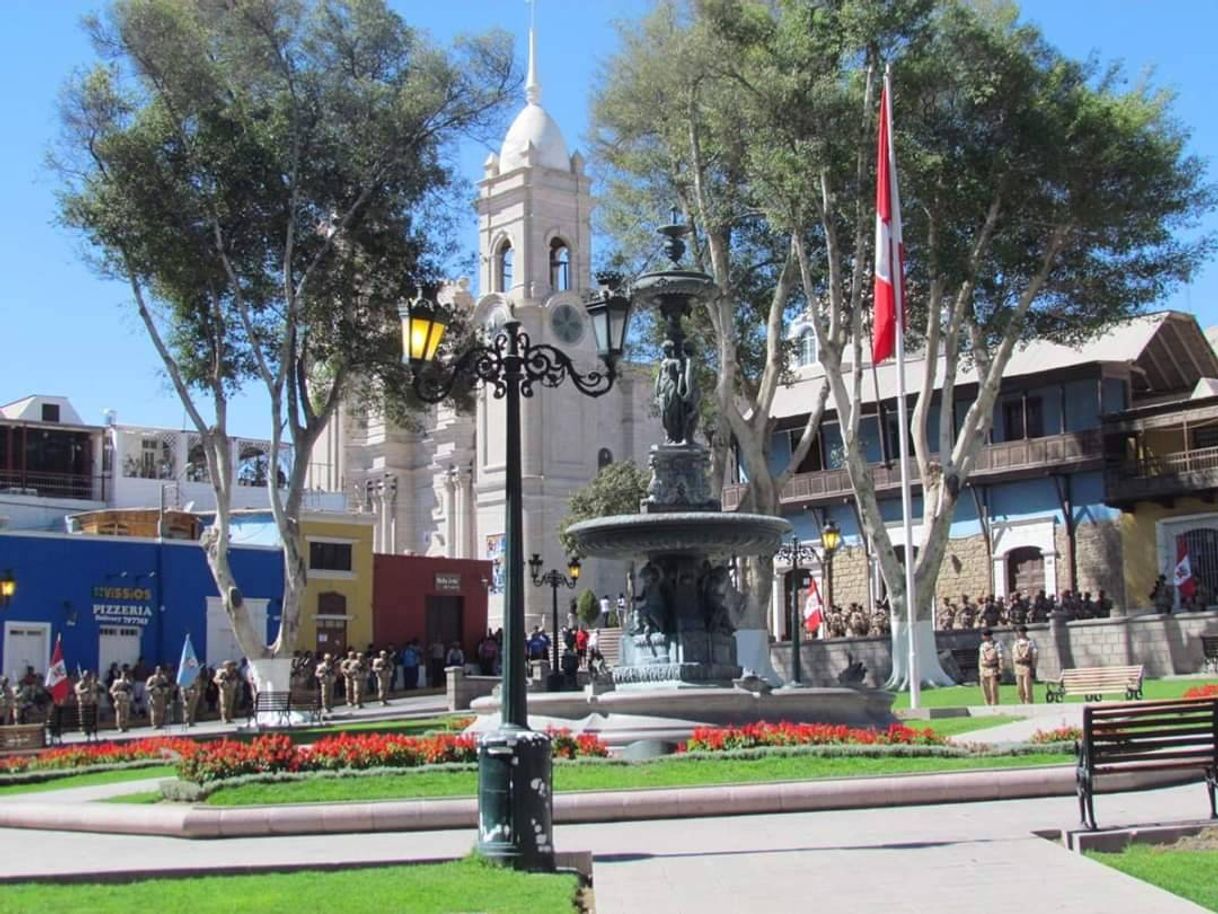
top-left (890, 677), bottom-right (1218, 710)
top-left (0, 765), bottom-right (176, 797)
top-left (1087, 845), bottom-right (1218, 912)
top-left (199, 751), bottom-right (1071, 807)
top-left (0, 859), bottom-right (580, 914)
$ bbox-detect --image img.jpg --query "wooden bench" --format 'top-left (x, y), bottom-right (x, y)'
top-left (1046, 664), bottom-right (1144, 703)
top-left (1202, 635), bottom-right (1218, 674)
top-left (1077, 697), bottom-right (1218, 829)
top-left (248, 691), bottom-right (321, 728)
top-left (0, 724), bottom-right (46, 753)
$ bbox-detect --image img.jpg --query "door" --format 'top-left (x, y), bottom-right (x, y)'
top-left (3, 622), bottom-right (49, 680)
top-left (1007, 547), bottom-right (1045, 595)
top-left (315, 618), bottom-right (348, 657)
top-left (97, 625), bottom-right (142, 677)
top-left (425, 595), bottom-right (464, 652)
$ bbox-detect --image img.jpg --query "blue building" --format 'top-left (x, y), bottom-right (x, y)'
top-left (0, 531), bottom-right (283, 680)
top-left (724, 311), bottom-right (1218, 634)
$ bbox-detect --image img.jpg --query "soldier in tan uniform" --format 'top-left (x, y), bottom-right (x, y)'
top-left (145, 666), bottom-right (171, 729)
top-left (215, 661), bottom-right (240, 723)
top-left (341, 649), bottom-right (365, 708)
top-left (372, 650), bottom-right (392, 706)
top-left (73, 671), bottom-right (103, 738)
top-left (978, 628), bottom-right (1003, 706)
top-left (1012, 625), bottom-right (1038, 704)
top-left (314, 653), bottom-right (336, 713)
top-left (109, 670), bottom-right (134, 731)
top-left (180, 667), bottom-right (204, 727)
top-left (0, 677), bottom-right (13, 726)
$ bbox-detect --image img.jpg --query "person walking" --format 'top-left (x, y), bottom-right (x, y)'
top-left (575, 626), bottom-right (589, 668)
top-left (978, 629), bottom-right (1003, 706)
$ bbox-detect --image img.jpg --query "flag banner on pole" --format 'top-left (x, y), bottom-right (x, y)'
top-left (804, 577), bottom-right (825, 634)
top-left (1174, 535), bottom-right (1197, 599)
top-left (872, 74), bottom-right (905, 365)
top-left (177, 633), bottom-right (201, 688)
top-left (45, 635), bottom-right (70, 704)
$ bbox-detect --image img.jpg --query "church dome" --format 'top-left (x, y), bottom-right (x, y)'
top-left (499, 102), bottom-right (570, 173)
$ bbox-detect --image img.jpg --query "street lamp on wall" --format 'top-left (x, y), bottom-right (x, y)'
top-left (400, 276), bottom-right (631, 873)
top-left (0, 570), bottom-right (15, 609)
top-left (528, 554), bottom-right (581, 692)
top-left (822, 519), bottom-right (841, 613)
top-left (775, 539), bottom-right (817, 687)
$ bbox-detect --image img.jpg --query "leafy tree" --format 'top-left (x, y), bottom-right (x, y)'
top-left (558, 461), bottom-right (650, 555)
top-left (576, 590), bottom-right (602, 627)
top-left (54, 0), bottom-right (516, 679)
top-left (595, 0), bottom-right (1212, 686)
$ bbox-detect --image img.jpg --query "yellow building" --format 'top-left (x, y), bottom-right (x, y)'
top-left (298, 511), bottom-right (376, 657)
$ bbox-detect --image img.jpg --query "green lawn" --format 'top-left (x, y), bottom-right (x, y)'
top-left (0, 859), bottom-right (579, 914)
top-left (890, 678), bottom-right (1218, 709)
top-left (0, 765), bottom-right (176, 797)
top-left (1087, 845), bottom-right (1218, 912)
top-left (199, 751), bottom-right (1071, 806)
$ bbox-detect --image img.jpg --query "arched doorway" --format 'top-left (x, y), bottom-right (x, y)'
top-left (1006, 546), bottom-right (1045, 596)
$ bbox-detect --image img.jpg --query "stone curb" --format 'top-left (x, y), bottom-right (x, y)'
top-left (0, 766), bottom-right (1199, 839)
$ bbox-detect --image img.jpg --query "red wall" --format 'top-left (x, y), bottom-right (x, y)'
top-left (372, 554), bottom-right (491, 654)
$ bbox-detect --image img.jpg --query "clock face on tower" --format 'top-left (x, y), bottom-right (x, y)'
top-left (549, 302), bottom-right (585, 346)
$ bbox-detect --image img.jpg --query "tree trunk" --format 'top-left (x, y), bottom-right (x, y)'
top-left (885, 618), bottom-right (957, 689)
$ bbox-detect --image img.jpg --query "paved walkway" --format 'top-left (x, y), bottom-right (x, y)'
top-left (0, 783), bottom-right (1211, 911)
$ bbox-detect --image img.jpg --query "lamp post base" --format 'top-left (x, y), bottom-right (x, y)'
top-left (475, 726), bottom-right (555, 872)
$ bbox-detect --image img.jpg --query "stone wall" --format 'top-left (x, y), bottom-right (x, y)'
top-left (933, 533), bottom-right (993, 601)
top-left (826, 545), bottom-right (870, 607)
top-left (770, 609), bottom-right (1218, 687)
top-left (1074, 520), bottom-right (1126, 609)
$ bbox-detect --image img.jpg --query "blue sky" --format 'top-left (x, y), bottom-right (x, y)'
top-left (1, 0), bottom-right (1214, 437)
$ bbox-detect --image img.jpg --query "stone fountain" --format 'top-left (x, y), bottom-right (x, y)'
top-left (469, 221), bottom-right (895, 745)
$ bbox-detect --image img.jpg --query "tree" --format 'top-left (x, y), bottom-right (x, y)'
top-left (558, 461), bottom-right (650, 555)
top-left (54, 0), bottom-right (516, 690)
top-left (591, 2), bottom-right (831, 680)
top-left (595, 0), bottom-right (1212, 687)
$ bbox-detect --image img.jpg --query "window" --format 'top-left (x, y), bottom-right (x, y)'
top-left (786, 429), bottom-right (822, 473)
top-left (1001, 397), bottom-right (1044, 441)
top-left (1192, 425), bottom-right (1218, 450)
top-left (495, 239), bottom-right (514, 293)
top-left (597, 447), bottom-right (613, 470)
top-left (317, 591), bottom-right (347, 616)
top-left (309, 541), bottom-right (353, 572)
top-left (41, 403), bottom-right (60, 423)
top-left (549, 238), bottom-right (571, 291)
top-left (796, 330), bottom-right (817, 367)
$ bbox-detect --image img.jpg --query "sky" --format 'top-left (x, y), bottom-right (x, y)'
top-left (1, 0), bottom-right (1215, 438)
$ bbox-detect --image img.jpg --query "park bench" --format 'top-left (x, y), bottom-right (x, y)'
top-left (1045, 664), bottom-right (1144, 703)
top-left (1076, 697), bottom-right (1218, 829)
top-left (1202, 635), bottom-right (1218, 674)
top-left (0, 724), bottom-right (46, 754)
top-left (248, 691), bottom-right (321, 728)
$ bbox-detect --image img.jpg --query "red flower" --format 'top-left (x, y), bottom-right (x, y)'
top-left (683, 720), bottom-right (947, 753)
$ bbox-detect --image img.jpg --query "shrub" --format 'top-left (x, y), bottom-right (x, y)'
top-left (576, 590), bottom-right (600, 626)
top-left (0, 737), bottom-right (194, 776)
top-left (1183, 684), bottom-right (1218, 700)
top-left (682, 721), bottom-right (945, 753)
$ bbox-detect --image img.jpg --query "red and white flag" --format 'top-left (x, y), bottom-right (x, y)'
top-left (804, 577), bottom-right (825, 635)
top-left (1174, 535), bottom-right (1197, 599)
top-left (872, 69), bottom-right (905, 365)
top-left (44, 635), bottom-right (70, 704)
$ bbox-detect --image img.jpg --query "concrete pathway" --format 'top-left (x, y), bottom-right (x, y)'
top-left (0, 783), bottom-right (1212, 912)
top-left (0, 776), bottom-right (170, 805)
top-left (946, 702), bottom-right (1085, 745)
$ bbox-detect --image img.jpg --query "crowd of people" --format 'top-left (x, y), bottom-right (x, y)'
top-left (935, 589), bottom-right (1113, 630)
top-left (525, 622), bottom-right (606, 685)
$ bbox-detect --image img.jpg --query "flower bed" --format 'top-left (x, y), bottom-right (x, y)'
top-left (1029, 725), bottom-right (1082, 744)
top-left (0, 737), bottom-right (195, 777)
top-left (682, 722), bottom-right (945, 753)
top-left (176, 730), bottom-right (609, 784)
top-left (1183, 684), bottom-right (1218, 700)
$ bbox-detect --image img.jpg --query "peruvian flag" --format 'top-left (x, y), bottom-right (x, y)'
top-left (872, 68), bottom-right (905, 365)
top-left (804, 577), bottom-right (825, 635)
top-left (44, 635), bottom-right (70, 704)
top-left (1175, 535), bottom-right (1197, 600)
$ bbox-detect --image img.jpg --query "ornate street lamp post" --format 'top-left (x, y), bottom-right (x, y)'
top-left (528, 554), bottom-right (581, 691)
top-left (0, 570), bottom-right (15, 609)
top-left (776, 520), bottom-right (841, 686)
top-left (399, 277), bottom-right (630, 872)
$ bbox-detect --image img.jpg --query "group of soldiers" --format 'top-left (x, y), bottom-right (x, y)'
top-left (312, 649), bottom-right (394, 713)
top-left (819, 603), bottom-right (892, 639)
top-left (978, 625), bottom-right (1040, 706)
top-left (936, 589), bottom-right (1112, 631)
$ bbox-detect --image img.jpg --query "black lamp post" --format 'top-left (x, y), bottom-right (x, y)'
top-left (776, 520), bottom-right (842, 686)
top-left (400, 276), bottom-right (631, 872)
top-left (0, 570), bottom-right (15, 609)
top-left (528, 554), bottom-right (581, 691)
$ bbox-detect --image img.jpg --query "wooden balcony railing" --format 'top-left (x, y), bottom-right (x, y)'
top-left (722, 429), bottom-right (1103, 510)
top-left (1106, 444), bottom-right (1218, 503)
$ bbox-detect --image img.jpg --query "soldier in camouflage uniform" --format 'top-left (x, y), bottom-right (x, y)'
top-left (847, 604), bottom-right (870, 637)
top-left (109, 670), bottom-right (134, 731)
top-left (0, 677), bottom-right (13, 725)
top-left (956, 598), bottom-right (977, 630)
top-left (341, 649), bottom-right (366, 708)
top-left (978, 629), bottom-right (1003, 706)
top-left (214, 661), bottom-right (240, 723)
top-left (73, 671), bottom-right (103, 739)
top-left (314, 653), bottom-right (336, 713)
top-left (1012, 625), bottom-right (1038, 704)
top-left (372, 650), bottom-right (392, 706)
top-left (145, 666), bottom-right (171, 729)
top-left (180, 666), bottom-right (204, 727)
top-left (937, 597), bottom-right (956, 631)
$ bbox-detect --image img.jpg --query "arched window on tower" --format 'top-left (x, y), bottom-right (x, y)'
top-left (549, 238), bottom-right (571, 291)
top-left (495, 239), bottom-right (514, 293)
top-left (797, 329), bottom-right (818, 367)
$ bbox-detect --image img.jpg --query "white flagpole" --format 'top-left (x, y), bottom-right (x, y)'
top-left (884, 66), bottom-right (920, 709)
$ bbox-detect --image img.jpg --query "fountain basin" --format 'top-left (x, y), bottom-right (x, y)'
top-left (567, 511), bottom-right (791, 559)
